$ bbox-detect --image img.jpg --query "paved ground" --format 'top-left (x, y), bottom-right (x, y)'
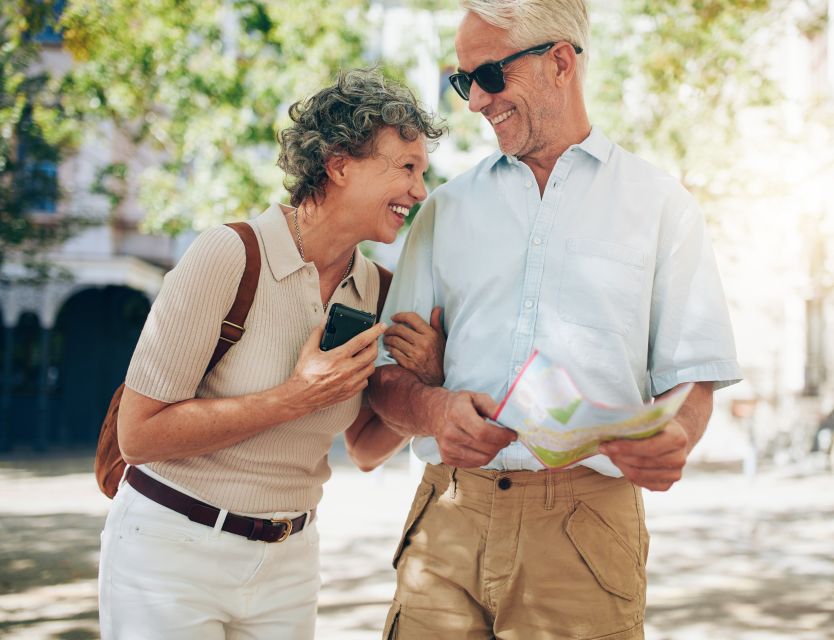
top-left (0, 451), bottom-right (833, 639)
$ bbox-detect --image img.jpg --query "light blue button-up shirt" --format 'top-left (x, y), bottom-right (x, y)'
top-left (377, 128), bottom-right (742, 475)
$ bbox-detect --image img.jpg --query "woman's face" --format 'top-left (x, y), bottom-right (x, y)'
top-left (344, 127), bottom-right (430, 244)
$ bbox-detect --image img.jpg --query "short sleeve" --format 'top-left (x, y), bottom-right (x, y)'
top-left (375, 197), bottom-right (439, 367)
top-left (648, 193), bottom-right (742, 395)
top-left (125, 225), bottom-right (246, 402)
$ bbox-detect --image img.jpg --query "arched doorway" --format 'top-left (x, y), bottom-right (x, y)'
top-left (7, 312), bottom-right (45, 448)
top-left (52, 286), bottom-right (150, 446)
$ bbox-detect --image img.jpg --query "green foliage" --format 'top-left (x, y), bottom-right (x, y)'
top-left (61, 0), bottom-right (374, 234)
top-left (0, 0), bottom-right (86, 282)
top-left (587, 0), bottom-right (783, 200)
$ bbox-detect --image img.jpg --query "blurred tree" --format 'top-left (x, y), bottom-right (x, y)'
top-left (60, 0), bottom-right (381, 235)
top-left (0, 0), bottom-right (83, 283)
top-left (587, 0), bottom-right (781, 204)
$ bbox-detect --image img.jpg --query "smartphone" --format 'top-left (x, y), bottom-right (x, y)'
top-left (320, 303), bottom-right (376, 351)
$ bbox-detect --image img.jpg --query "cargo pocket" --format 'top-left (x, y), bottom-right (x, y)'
top-left (382, 599), bottom-right (402, 639)
top-left (566, 501), bottom-right (640, 601)
top-left (392, 482), bottom-right (434, 569)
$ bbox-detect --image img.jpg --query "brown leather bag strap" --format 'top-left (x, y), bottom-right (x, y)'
top-left (206, 222), bottom-right (261, 373)
top-left (375, 263), bottom-right (393, 318)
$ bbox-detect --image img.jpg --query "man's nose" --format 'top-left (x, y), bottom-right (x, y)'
top-left (467, 81), bottom-right (492, 113)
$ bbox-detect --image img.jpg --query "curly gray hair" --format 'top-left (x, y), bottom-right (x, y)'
top-left (277, 69), bottom-right (444, 208)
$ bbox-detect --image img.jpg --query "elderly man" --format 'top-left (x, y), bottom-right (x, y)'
top-left (369, 1), bottom-right (742, 638)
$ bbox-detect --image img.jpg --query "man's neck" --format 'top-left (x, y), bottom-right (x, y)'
top-left (520, 113), bottom-right (591, 196)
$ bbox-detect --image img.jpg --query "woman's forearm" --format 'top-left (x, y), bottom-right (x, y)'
top-left (344, 405), bottom-right (410, 472)
top-left (118, 378), bottom-right (316, 464)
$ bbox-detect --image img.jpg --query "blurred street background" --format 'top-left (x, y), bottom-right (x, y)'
top-left (2, 0), bottom-right (834, 638)
top-left (1, 449), bottom-right (833, 639)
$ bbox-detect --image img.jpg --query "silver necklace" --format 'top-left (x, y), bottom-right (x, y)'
top-left (293, 207), bottom-right (354, 311)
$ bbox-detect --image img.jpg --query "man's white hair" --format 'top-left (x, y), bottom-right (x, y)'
top-left (460, 0), bottom-right (590, 81)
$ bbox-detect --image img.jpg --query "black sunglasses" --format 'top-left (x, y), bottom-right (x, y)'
top-left (448, 41), bottom-right (583, 101)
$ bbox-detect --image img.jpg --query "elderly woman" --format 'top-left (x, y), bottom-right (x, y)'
top-left (98, 69), bottom-right (444, 639)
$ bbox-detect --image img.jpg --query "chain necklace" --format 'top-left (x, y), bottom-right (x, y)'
top-left (293, 207), bottom-right (354, 312)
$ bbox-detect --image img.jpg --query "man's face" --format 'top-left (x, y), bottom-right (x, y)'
top-left (454, 12), bottom-right (561, 160)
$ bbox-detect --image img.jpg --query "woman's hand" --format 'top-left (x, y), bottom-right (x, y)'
top-left (287, 321), bottom-right (387, 413)
top-left (383, 306), bottom-right (446, 386)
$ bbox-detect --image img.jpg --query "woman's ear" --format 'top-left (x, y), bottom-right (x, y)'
top-left (325, 154), bottom-right (349, 186)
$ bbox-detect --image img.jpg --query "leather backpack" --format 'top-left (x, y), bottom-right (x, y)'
top-left (94, 221), bottom-right (392, 498)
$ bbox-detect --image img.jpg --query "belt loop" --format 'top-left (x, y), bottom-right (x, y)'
top-left (212, 508), bottom-right (229, 537)
top-left (449, 467), bottom-right (458, 499)
top-left (544, 472), bottom-right (555, 511)
top-left (567, 468), bottom-right (577, 508)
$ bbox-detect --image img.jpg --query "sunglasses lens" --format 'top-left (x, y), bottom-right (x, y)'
top-left (474, 64), bottom-right (505, 93)
top-left (449, 74), bottom-right (472, 100)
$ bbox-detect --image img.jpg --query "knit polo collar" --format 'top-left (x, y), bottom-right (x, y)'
top-left (252, 204), bottom-right (368, 303)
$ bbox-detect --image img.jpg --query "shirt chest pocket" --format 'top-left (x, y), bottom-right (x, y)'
top-left (557, 238), bottom-right (647, 336)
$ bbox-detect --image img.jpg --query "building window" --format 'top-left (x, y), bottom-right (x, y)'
top-left (16, 110), bottom-right (60, 214)
top-left (33, 0), bottom-right (66, 45)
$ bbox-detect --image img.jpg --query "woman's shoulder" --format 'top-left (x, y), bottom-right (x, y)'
top-left (179, 224), bottom-right (246, 268)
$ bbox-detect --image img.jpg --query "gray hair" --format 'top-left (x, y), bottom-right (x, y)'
top-left (277, 69), bottom-right (444, 208)
top-left (461, 0), bottom-right (589, 81)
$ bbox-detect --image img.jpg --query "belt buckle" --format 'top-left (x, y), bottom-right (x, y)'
top-left (269, 517), bottom-right (292, 543)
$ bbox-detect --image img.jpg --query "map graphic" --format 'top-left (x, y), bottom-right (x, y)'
top-left (492, 351), bottom-right (693, 468)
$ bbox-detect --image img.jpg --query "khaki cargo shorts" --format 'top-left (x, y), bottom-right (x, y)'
top-left (383, 463), bottom-right (648, 640)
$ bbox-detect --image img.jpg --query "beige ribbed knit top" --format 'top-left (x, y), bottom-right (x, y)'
top-left (125, 204), bottom-right (380, 513)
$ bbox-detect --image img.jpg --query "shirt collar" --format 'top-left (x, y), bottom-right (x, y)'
top-left (252, 203), bottom-right (369, 303)
top-left (489, 125), bottom-right (613, 169)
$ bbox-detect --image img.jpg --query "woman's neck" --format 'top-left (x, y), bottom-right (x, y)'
top-left (285, 200), bottom-right (356, 278)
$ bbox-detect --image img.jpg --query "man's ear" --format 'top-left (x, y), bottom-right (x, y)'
top-left (325, 154), bottom-right (349, 186)
top-left (550, 42), bottom-right (578, 87)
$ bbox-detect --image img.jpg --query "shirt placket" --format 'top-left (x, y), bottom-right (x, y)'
top-left (497, 156), bottom-right (573, 470)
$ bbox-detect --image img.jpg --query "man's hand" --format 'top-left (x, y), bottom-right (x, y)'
top-left (598, 420), bottom-right (689, 492)
top-left (428, 390), bottom-right (517, 468)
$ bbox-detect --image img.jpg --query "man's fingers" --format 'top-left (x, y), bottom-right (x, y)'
top-left (605, 450), bottom-right (686, 471)
top-left (430, 306), bottom-right (445, 335)
top-left (383, 334), bottom-right (417, 354)
top-left (387, 345), bottom-right (414, 367)
top-left (384, 323), bottom-right (420, 345)
top-left (616, 462), bottom-right (683, 491)
top-left (390, 311), bottom-right (431, 335)
top-left (471, 392), bottom-right (500, 420)
top-left (600, 428), bottom-right (687, 458)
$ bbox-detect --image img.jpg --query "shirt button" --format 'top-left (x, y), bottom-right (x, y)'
top-left (513, 365), bottom-right (522, 374)
top-left (497, 477), bottom-right (512, 490)
top-left (524, 180), bottom-right (533, 188)
top-left (532, 236), bottom-right (542, 246)
top-left (524, 299), bottom-right (533, 309)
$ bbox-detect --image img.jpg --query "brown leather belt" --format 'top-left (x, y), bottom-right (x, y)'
top-left (125, 466), bottom-right (314, 543)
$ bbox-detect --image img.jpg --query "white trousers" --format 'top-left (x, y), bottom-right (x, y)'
top-left (98, 482), bottom-right (321, 640)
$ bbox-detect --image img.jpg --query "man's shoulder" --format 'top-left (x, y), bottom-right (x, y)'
top-left (607, 142), bottom-right (693, 202)
top-left (433, 151), bottom-right (503, 198)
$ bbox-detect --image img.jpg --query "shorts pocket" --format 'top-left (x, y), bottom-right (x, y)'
top-left (558, 238), bottom-right (646, 335)
top-left (392, 482), bottom-right (434, 569)
top-left (566, 501), bottom-right (640, 601)
top-left (382, 598), bottom-right (402, 639)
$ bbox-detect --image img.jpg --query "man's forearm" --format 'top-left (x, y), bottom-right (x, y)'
top-left (368, 365), bottom-right (446, 437)
top-left (664, 381), bottom-right (714, 452)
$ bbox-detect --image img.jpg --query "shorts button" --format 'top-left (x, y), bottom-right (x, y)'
top-left (497, 477), bottom-right (512, 490)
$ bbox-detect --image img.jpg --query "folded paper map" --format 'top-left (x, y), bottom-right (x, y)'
top-left (492, 350), bottom-right (693, 468)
